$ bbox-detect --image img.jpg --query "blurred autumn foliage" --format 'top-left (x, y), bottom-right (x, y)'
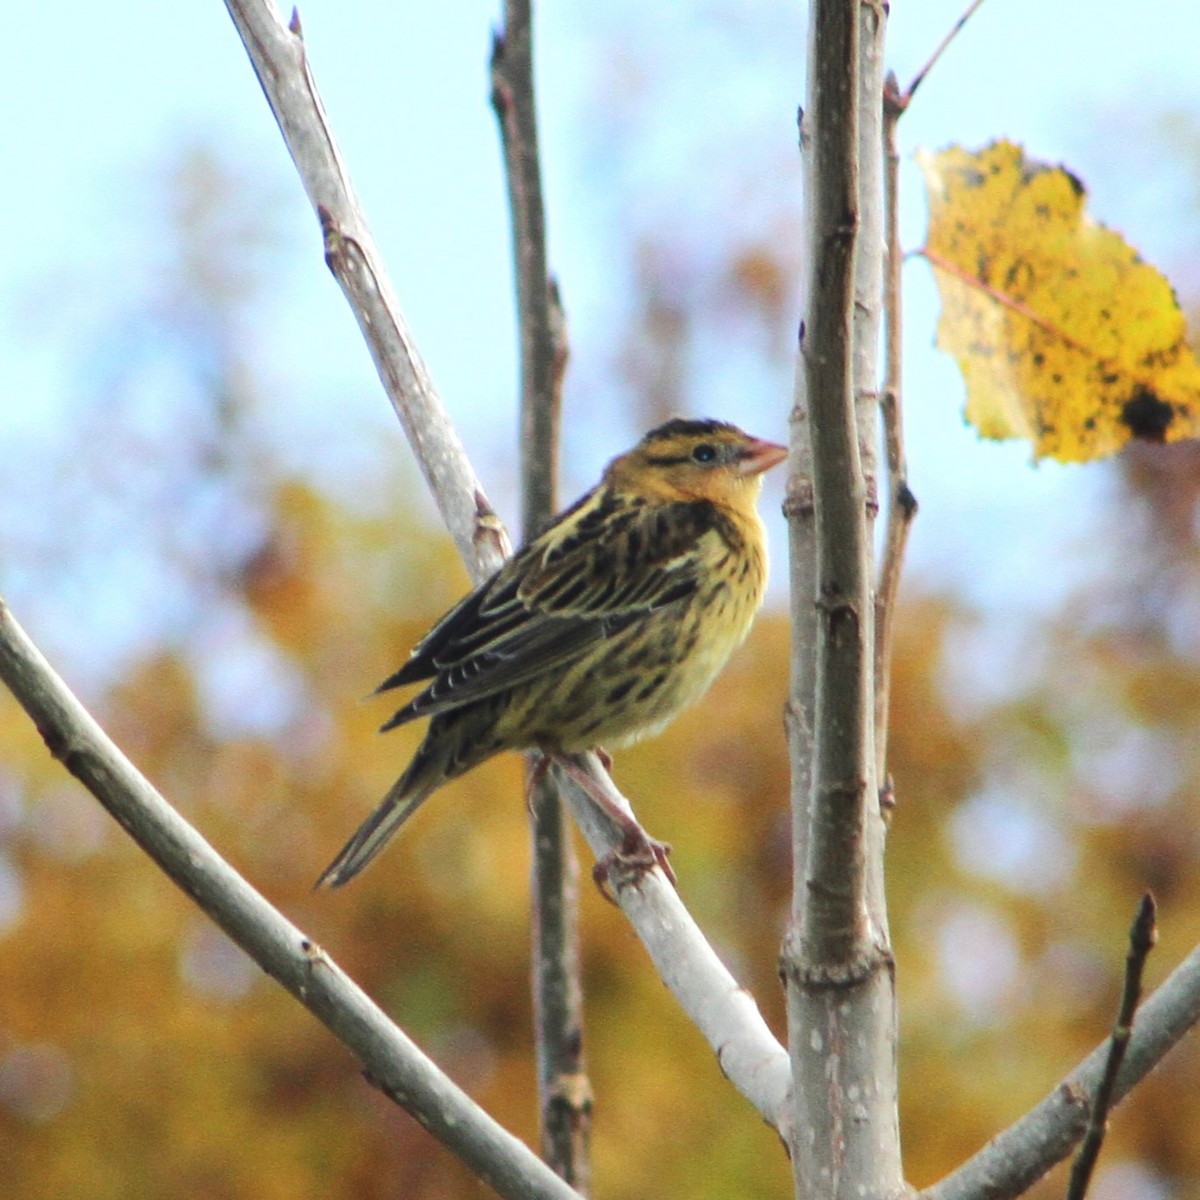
top-left (4, 127), bottom-right (1200, 1200)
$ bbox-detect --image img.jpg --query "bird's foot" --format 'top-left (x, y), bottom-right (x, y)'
top-left (591, 828), bottom-right (675, 904)
top-left (548, 751), bottom-right (675, 901)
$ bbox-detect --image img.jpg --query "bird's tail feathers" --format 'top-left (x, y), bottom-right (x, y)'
top-left (317, 766), bottom-right (436, 889)
top-left (318, 708), bottom-right (496, 889)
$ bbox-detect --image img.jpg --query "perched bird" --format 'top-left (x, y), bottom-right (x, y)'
top-left (319, 417), bottom-right (787, 889)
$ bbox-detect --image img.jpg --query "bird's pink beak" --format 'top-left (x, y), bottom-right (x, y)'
top-left (736, 436), bottom-right (788, 477)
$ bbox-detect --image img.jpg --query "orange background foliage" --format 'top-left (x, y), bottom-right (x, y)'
top-left (3, 443), bottom-right (1200, 1198)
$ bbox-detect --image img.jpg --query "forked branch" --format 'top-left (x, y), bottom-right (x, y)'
top-left (927, 923), bottom-right (1199, 1200)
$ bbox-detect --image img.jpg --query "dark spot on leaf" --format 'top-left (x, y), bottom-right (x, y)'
top-left (1121, 389), bottom-right (1175, 442)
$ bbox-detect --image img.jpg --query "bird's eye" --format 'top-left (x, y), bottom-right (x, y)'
top-left (691, 443), bottom-right (717, 464)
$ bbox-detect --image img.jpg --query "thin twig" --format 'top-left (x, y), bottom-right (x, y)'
top-left (875, 0), bottom-right (982, 770)
top-left (491, 1), bottom-right (589, 1187)
top-left (0, 598), bottom-right (580, 1200)
top-left (1066, 893), bottom-right (1158, 1200)
top-left (926, 930), bottom-right (1200, 1200)
top-left (901, 0), bottom-right (987, 105)
top-left (873, 73), bottom-right (918, 783)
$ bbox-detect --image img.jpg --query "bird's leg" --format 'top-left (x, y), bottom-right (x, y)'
top-left (551, 753), bottom-right (675, 901)
top-left (524, 750), bottom-right (553, 815)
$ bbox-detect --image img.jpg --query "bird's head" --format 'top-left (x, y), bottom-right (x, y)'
top-left (606, 418), bottom-right (787, 510)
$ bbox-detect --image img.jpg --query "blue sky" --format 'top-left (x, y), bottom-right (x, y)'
top-left (3, 0), bottom-right (1200, 682)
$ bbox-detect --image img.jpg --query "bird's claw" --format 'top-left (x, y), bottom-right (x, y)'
top-left (591, 830), bottom-right (675, 904)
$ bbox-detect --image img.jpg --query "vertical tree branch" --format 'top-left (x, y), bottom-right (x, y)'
top-left (492, 8), bottom-right (562, 530)
top-left (784, 114), bottom-right (820, 1002)
top-left (491, 2), bottom-right (589, 1188)
top-left (799, 0), bottom-right (866, 984)
top-left (878, 0), bottom-right (988, 777)
top-left (782, 1), bottom-right (902, 1197)
top-left (873, 2), bottom-right (992, 758)
top-left (872, 0), bottom-right (989, 782)
top-left (852, 0), bottom-right (890, 936)
top-left (792, 0), bottom-right (863, 986)
top-left (852, 0), bottom-right (885, 536)
top-left (873, 74), bottom-right (917, 784)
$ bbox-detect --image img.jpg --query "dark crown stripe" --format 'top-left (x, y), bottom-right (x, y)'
top-left (641, 417), bottom-right (739, 443)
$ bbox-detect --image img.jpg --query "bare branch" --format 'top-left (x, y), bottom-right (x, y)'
top-left (782, 1), bottom-right (903, 1196)
top-left (784, 128), bottom-right (819, 1019)
top-left (0, 597), bottom-right (580, 1200)
top-left (492, 8), bottom-right (563, 538)
top-left (796, 0), bottom-right (868, 974)
top-left (853, 0), bottom-right (890, 939)
top-left (926, 933), bottom-right (1200, 1200)
top-left (1066, 893), bottom-right (1158, 1200)
top-left (873, 73), bottom-right (918, 782)
top-left (223, 0), bottom-right (508, 580)
top-left (853, 0), bottom-right (886, 535)
top-left (550, 754), bottom-right (793, 1139)
top-left (491, 0), bottom-right (588, 1185)
top-left (525, 766), bottom-right (591, 1187)
top-left (901, 0), bottom-right (987, 106)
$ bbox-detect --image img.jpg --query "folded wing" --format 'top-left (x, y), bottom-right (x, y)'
top-left (375, 492), bottom-right (721, 728)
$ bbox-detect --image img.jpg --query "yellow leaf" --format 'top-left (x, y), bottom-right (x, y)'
top-left (918, 140), bottom-right (1200, 462)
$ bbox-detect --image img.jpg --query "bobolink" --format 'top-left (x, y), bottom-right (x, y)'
top-left (319, 418), bottom-right (786, 889)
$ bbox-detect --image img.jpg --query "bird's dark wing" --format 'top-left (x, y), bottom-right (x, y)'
top-left (375, 489), bottom-right (722, 727)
